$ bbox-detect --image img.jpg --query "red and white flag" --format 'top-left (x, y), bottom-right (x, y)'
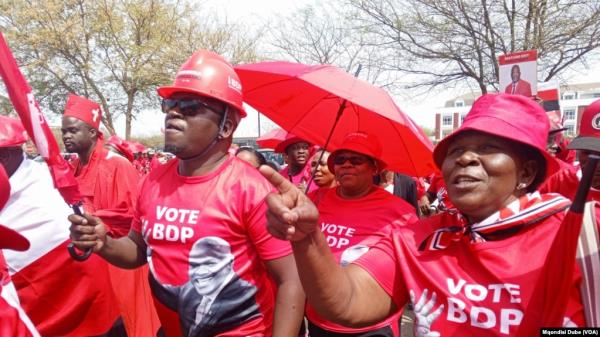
top-left (0, 32), bottom-right (80, 205)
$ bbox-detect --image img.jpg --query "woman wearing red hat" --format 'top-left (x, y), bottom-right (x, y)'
top-left (262, 93), bottom-right (589, 335)
top-left (304, 132), bottom-right (418, 337)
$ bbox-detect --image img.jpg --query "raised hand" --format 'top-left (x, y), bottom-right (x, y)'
top-left (259, 165), bottom-right (319, 241)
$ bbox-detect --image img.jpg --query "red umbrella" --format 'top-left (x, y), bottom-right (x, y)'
top-left (235, 62), bottom-right (436, 176)
top-left (256, 128), bottom-right (288, 149)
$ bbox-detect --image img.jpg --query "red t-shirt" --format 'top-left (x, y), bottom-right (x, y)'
top-left (132, 155), bottom-right (292, 337)
top-left (540, 166), bottom-right (600, 202)
top-left (307, 187), bottom-right (418, 334)
top-left (427, 174), bottom-right (455, 211)
top-left (355, 208), bottom-right (585, 336)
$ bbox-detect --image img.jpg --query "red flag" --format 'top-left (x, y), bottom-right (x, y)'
top-left (0, 32), bottom-right (80, 205)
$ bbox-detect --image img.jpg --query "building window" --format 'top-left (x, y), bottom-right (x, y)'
top-left (563, 93), bottom-right (575, 100)
top-left (454, 100), bottom-right (464, 107)
top-left (564, 124), bottom-right (575, 136)
top-left (442, 115), bottom-right (452, 126)
top-left (563, 108), bottom-right (576, 121)
top-left (460, 114), bottom-right (466, 125)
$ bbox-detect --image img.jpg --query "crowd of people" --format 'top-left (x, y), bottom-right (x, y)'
top-left (0, 48), bottom-right (599, 337)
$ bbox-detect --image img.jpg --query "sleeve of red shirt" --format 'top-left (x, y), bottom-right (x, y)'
top-left (352, 232), bottom-right (409, 309)
top-left (93, 156), bottom-right (140, 238)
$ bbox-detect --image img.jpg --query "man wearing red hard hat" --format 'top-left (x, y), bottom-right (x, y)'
top-left (69, 50), bottom-right (305, 337)
top-left (61, 94), bottom-right (160, 336)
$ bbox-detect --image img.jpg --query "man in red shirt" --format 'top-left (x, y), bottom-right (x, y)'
top-left (504, 64), bottom-right (532, 97)
top-left (61, 94), bottom-right (160, 336)
top-left (276, 133), bottom-right (314, 191)
top-left (69, 49), bottom-right (305, 337)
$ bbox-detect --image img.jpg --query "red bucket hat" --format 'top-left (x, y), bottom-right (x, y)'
top-left (0, 165), bottom-right (30, 251)
top-left (433, 93), bottom-right (559, 180)
top-left (0, 116), bottom-right (27, 147)
top-left (567, 99), bottom-right (600, 152)
top-left (274, 132), bottom-right (312, 154)
top-left (63, 93), bottom-right (102, 129)
top-left (327, 132), bottom-right (386, 173)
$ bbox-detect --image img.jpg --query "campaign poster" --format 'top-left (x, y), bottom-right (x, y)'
top-left (499, 50), bottom-right (537, 97)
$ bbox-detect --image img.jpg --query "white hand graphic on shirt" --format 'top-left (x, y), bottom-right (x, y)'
top-left (410, 289), bottom-right (444, 337)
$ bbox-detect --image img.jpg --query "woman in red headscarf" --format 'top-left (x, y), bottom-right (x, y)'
top-left (262, 93), bottom-right (589, 336)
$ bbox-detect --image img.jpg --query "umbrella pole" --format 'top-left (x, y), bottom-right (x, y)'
top-left (305, 64), bottom-right (362, 193)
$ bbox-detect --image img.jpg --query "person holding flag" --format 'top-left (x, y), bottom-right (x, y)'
top-left (68, 49), bottom-right (305, 337)
top-left (61, 94), bottom-right (161, 336)
top-left (0, 115), bottom-right (121, 336)
top-left (261, 93), bottom-right (591, 335)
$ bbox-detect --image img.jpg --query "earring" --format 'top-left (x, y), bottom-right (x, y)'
top-left (517, 182), bottom-right (527, 190)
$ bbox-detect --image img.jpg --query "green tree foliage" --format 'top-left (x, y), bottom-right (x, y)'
top-left (0, 0), bottom-right (260, 138)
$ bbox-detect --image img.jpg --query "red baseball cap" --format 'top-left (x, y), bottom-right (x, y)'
top-left (274, 133), bottom-right (312, 154)
top-left (0, 116), bottom-right (27, 148)
top-left (0, 166), bottom-right (30, 251)
top-left (327, 132), bottom-right (386, 173)
top-left (568, 99), bottom-right (600, 152)
top-left (63, 93), bottom-right (102, 129)
top-left (433, 93), bottom-right (559, 180)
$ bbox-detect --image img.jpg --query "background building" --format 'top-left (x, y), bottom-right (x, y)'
top-left (433, 82), bottom-right (600, 142)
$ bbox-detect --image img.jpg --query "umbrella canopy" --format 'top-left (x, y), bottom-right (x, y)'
top-left (235, 61), bottom-right (436, 176)
top-left (256, 128), bottom-right (288, 150)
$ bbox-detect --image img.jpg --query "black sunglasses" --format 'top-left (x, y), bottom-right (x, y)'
top-left (161, 98), bottom-right (223, 116)
top-left (332, 155), bottom-right (370, 166)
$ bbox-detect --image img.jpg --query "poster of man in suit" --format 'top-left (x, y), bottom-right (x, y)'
top-left (499, 50), bottom-right (537, 97)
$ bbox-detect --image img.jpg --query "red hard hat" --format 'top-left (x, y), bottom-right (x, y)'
top-left (157, 50), bottom-right (246, 117)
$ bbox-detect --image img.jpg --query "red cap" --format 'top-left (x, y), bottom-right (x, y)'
top-left (0, 165), bottom-right (30, 251)
top-left (63, 93), bottom-right (102, 129)
top-left (327, 132), bottom-right (386, 173)
top-left (568, 99), bottom-right (600, 152)
top-left (433, 93), bottom-right (559, 180)
top-left (106, 135), bottom-right (134, 162)
top-left (274, 132), bottom-right (312, 154)
top-left (0, 116), bottom-right (27, 147)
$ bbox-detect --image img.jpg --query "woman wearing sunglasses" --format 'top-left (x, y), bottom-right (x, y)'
top-left (261, 94), bottom-right (589, 336)
top-left (304, 132), bottom-right (418, 337)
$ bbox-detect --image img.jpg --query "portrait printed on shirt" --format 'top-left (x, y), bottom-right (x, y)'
top-left (148, 236), bottom-right (260, 337)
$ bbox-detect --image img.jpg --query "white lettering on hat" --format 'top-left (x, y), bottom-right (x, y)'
top-left (228, 76), bottom-right (242, 93)
top-left (592, 113), bottom-right (600, 130)
top-left (91, 108), bottom-right (100, 123)
top-left (177, 70), bottom-right (202, 80)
